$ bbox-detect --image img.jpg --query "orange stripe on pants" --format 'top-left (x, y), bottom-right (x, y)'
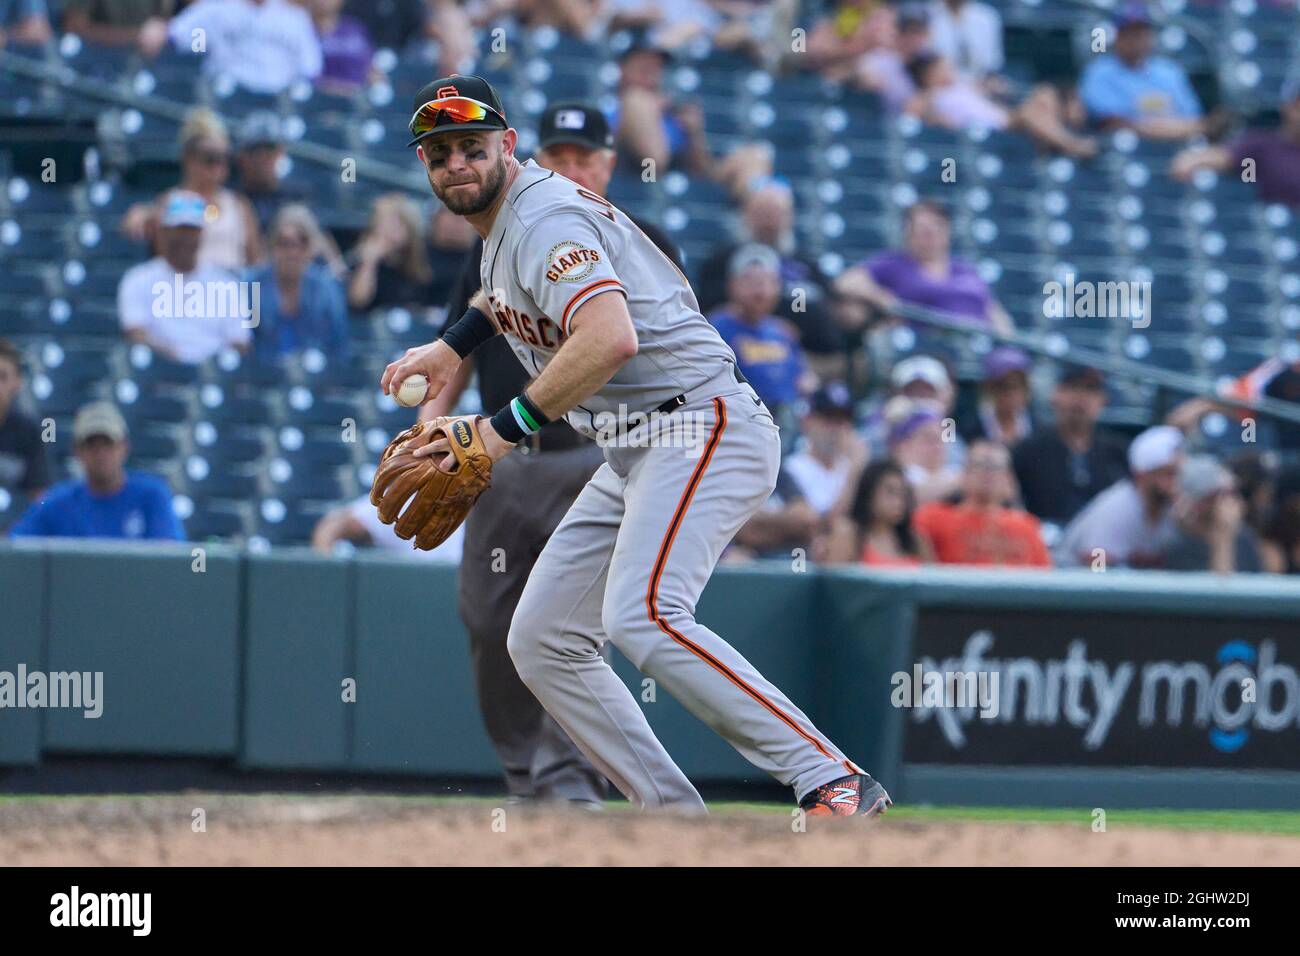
top-left (644, 396), bottom-right (858, 777)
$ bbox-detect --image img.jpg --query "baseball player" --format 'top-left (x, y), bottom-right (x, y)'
top-left (383, 75), bottom-right (891, 816)
top-left (423, 102), bottom-right (681, 807)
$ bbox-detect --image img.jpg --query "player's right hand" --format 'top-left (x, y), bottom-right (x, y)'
top-left (381, 339), bottom-right (459, 405)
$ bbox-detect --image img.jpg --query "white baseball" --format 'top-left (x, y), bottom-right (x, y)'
top-left (393, 373), bottom-right (429, 408)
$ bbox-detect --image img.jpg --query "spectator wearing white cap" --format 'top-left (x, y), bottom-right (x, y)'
top-left (864, 354), bottom-right (964, 471)
top-left (117, 191), bottom-right (252, 364)
top-left (9, 402), bottom-right (184, 541)
top-left (1054, 424), bottom-right (1184, 568)
top-left (1165, 456), bottom-right (1263, 574)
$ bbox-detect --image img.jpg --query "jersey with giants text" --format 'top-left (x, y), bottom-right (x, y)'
top-left (479, 159), bottom-right (737, 439)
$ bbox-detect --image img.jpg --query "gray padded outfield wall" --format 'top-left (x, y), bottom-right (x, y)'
top-left (831, 568), bottom-right (1300, 809)
top-left (3, 542), bottom-right (1300, 808)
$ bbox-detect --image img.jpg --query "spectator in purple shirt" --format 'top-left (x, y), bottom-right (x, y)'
top-left (309, 0), bottom-right (373, 93)
top-left (1170, 77), bottom-right (1300, 207)
top-left (833, 199), bottom-right (1014, 336)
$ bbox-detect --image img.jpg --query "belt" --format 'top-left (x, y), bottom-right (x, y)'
top-left (516, 420), bottom-right (590, 455)
top-left (652, 364), bottom-right (748, 415)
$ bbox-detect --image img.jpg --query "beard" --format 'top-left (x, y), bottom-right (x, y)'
top-left (435, 154), bottom-right (506, 215)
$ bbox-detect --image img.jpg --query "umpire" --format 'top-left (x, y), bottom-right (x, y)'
top-left (423, 103), bottom-right (682, 805)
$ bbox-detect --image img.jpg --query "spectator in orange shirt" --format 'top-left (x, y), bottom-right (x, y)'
top-left (914, 440), bottom-right (1052, 567)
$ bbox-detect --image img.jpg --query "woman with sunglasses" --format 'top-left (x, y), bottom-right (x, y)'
top-left (121, 107), bottom-right (262, 271)
top-left (247, 204), bottom-right (349, 364)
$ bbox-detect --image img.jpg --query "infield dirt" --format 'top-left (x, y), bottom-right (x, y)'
top-left (2, 794), bottom-right (1297, 866)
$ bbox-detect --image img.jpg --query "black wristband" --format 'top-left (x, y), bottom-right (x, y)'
top-left (490, 392), bottom-right (550, 445)
top-left (440, 306), bottom-right (496, 359)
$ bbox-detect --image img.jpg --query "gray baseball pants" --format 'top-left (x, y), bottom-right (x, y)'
top-left (508, 379), bottom-right (863, 812)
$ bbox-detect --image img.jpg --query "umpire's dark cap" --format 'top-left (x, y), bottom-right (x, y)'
top-left (538, 103), bottom-right (614, 151)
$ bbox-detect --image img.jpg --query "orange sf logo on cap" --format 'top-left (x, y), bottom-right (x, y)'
top-left (436, 85), bottom-right (459, 98)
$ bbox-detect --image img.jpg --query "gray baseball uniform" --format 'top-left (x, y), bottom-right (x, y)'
top-left (483, 160), bottom-right (863, 811)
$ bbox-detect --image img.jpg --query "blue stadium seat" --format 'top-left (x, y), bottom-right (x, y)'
top-left (129, 351), bottom-right (201, 387)
top-left (129, 429), bottom-right (182, 462)
top-left (197, 393), bottom-right (270, 427)
top-left (118, 393), bottom-right (190, 424)
top-left (185, 503), bottom-right (247, 540)
top-left (256, 498), bottom-right (326, 544)
top-left (197, 426), bottom-right (266, 464)
top-left (185, 470), bottom-right (259, 501)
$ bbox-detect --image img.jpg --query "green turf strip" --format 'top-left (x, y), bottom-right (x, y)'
top-left (3, 794), bottom-right (1298, 835)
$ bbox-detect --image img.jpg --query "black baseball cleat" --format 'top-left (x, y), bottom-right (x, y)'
top-left (799, 774), bottom-right (893, 818)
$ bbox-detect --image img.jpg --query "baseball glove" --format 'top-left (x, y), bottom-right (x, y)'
top-left (369, 416), bottom-right (493, 550)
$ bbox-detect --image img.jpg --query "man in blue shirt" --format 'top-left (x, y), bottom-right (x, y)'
top-left (707, 243), bottom-right (810, 423)
top-left (1079, 7), bottom-right (1209, 141)
top-left (9, 402), bottom-right (184, 541)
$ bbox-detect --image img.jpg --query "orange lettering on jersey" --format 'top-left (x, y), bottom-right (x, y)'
top-left (493, 303), bottom-right (517, 336)
top-left (517, 312), bottom-right (541, 347)
top-left (537, 316), bottom-right (558, 349)
top-left (545, 240), bottom-right (600, 283)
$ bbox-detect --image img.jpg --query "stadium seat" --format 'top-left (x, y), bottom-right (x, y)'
top-left (185, 503), bottom-right (248, 541)
top-left (196, 426), bottom-right (266, 464)
top-left (185, 469), bottom-right (260, 501)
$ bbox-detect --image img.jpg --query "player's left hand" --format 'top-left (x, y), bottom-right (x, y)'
top-left (413, 416), bottom-right (515, 472)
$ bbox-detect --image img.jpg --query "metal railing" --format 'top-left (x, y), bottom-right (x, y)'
top-left (0, 45), bottom-right (427, 194)
top-left (887, 297), bottom-right (1300, 426)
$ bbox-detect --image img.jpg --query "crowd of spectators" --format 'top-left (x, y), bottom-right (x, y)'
top-left (2, 0), bottom-right (1297, 577)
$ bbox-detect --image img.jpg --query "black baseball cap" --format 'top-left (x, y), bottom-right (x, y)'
top-left (407, 74), bottom-right (509, 147)
top-left (808, 381), bottom-right (854, 420)
top-left (538, 103), bottom-right (614, 151)
top-left (618, 31), bottom-right (672, 63)
top-left (1058, 364), bottom-right (1106, 390)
